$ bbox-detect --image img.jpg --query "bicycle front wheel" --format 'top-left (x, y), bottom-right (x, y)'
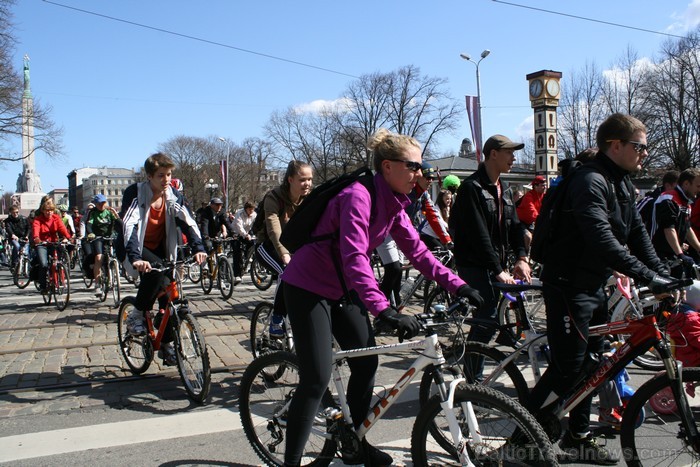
top-left (187, 260), bottom-right (201, 283)
top-left (411, 384), bottom-right (557, 466)
top-left (109, 260), bottom-right (121, 307)
top-left (14, 257), bottom-right (30, 289)
top-left (53, 262), bottom-right (70, 311)
top-left (250, 301), bottom-right (291, 360)
top-left (217, 256), bottom-right (234, 300)
top-left (117, 297), bottom-right (153, 374)
top-left (175, 311), bottom-right (211, 404)
top-left (239, 351), bottom-right (337, 467)
top-left (620, 367), bottom-right (700, 467)
top-left (200, 262), bottom-right (213, 294)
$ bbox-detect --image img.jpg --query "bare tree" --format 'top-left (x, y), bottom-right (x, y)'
top-left (558, 61), bottom-right (604, 158)
top-left (0, 0), bottom-right (63, 164)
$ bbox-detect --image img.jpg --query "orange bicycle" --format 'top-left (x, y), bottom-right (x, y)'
top-left (117, 260), bottom-right (211, 403)
top-left (36, 241), bottom-right (71, 311)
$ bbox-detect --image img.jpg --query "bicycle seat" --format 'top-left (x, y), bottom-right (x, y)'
top-left (492, 282), bottom-right (543, 293)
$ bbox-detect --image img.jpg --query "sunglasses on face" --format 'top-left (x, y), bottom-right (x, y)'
top-left (607, 139), bottom-right (648, 154)
top-left (386, 158), bottom-right (422, 172)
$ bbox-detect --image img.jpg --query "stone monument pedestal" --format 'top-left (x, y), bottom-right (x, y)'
top-left (12, 192), bottom-right (45, 216)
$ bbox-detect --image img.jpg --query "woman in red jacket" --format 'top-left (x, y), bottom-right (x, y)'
top-left (32, 197), bottom-right (72, 293)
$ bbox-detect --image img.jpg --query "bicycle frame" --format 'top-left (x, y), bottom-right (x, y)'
top-left (324, 330), bottom-right (477, 464)
top-left (144, 279), bottom-right (181, 351)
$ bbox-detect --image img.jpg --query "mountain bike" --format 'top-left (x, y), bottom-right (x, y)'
top-left (117, 261), bottom-right (211, 403)
top-left (199, 237), bottom-right (234, 299)
top-left (239, 300), bottom-right (557, 466)
top-left (36, 241), bottom-right (71, 311)
top-left (93, 236), bottom-right (121, 307)
top-left (439, 279), bottom-right (700, 466)
top-left (12, 238), bottom-right (31, 289)
top-left (394, 247), bottom-right (453, 310)
top-left (76, 239), bottom-right (94, 289)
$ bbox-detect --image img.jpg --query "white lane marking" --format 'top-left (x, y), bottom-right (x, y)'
top-left (0, 408), bottom-right (241, 462)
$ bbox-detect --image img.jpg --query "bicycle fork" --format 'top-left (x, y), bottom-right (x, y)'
top-left (660, 342), bottom-right (700, 452)
top-left (433, 369), bottom-right (477, 467)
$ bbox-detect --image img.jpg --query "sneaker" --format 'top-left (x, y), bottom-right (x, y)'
top-left (234, 276), bottom-right (242, 285)
top-left (341, 438), bottom-right (392, 466)
top-left (559, 431), bottom-right (619, 465)
top-left (158, 342), bottom-right (177, 366)
top-left (126, 309), bottom-right (147, 336)
top-left (598, 407), bottom-right (623, 430)
top-left (269, 314), bottom-right (285, 338)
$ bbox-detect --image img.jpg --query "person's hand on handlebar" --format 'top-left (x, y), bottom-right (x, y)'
top-left (456, 284), bottom-right (484, 309)
top-left (377, 307), bottom-right (420, 342)
top-left (194, 251), bottom-right (207, 265)
top-left (133, 260), bottom-right (152, 273)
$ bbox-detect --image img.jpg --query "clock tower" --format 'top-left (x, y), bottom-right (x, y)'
top-left (526, 70), bottom-right (562, 184)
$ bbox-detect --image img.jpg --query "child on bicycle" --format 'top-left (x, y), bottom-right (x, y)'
top-left (119, 153), bottom-right (206, 365)
top-left (279, 128), bottom-right (483, 466)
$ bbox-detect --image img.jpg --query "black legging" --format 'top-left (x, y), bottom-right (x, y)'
top-left (283, 282), bottom-right (378, 466)
top-left (134, 246), bottom-right (170, 313)
top-left (380, 260), bottom-right (402, 306)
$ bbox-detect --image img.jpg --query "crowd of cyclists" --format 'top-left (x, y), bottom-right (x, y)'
top-left (3, 113), bottom-right (700, 465)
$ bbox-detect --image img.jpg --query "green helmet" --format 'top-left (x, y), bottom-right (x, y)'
top-left (442, 175), bottom-right (461, 190)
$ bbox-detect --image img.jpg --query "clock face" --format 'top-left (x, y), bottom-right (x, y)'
top-left (529, 79), bottom-right (543, 98)
top-left (546, 79), bottom-right (560, 97)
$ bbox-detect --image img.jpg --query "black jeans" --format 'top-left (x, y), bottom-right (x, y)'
top-left (232, 237), bottom-right (253, 277)
top-left (457, 266), bottom-right (500, 343)
top-left (134, 246), bottom-right (170, 314)
top-left (283, 282), bottom-right (378, 466)
top-left (527, 282), bottom-right (607, 436)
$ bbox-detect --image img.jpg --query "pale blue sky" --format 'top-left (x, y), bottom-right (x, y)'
top-left (2, 0), bottom-right (699, 195)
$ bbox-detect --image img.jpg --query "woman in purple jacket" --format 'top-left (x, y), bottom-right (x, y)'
top-left (280, 128), bottom-right (483, 466)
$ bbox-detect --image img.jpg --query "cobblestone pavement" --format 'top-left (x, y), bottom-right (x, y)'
top-left (0, 266), bottom-right (276, 415)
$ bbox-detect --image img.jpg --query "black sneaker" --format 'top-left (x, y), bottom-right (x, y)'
top-left (341, 439), bottom-right (392, 466)
top-left (559, 431), bottom-right (618, 465)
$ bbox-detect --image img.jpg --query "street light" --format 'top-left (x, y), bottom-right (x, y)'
top-left (460, 49), bottom-right (490, 150)
top-left (205, 178), bottom-right (219, 199)
top-left (218, 137), bottom-right (230, 214)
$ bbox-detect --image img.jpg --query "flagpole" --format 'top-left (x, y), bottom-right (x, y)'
top-left (218, 137), bottom-right (231, 214)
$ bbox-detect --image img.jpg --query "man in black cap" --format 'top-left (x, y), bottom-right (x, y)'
top-left (198, 198), bottom-right (233, 253)
top-left (449, 135), bottom-right (531, 344)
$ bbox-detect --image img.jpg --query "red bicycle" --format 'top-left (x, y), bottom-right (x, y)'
top-left (36, 241), bottom-right (71, 311)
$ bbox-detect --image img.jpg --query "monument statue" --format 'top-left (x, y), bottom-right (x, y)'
top-left (15, 53), bottom-right (42, 195)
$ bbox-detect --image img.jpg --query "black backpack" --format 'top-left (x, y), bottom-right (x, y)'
top-left (280, 167), bottom-right (375, 254)
top-left (530, 162), bottom-right (614, 264)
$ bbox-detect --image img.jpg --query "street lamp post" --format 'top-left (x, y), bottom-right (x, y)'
top-left (205, 178), bottom-right (219, 200)
top-left (460, 49), bottom-right (491, 149)
top-left (218, 137), bottom-right (230, 214)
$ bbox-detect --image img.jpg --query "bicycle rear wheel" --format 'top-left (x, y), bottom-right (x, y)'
top-left (620, 367), bottom-right (700, 467)
top-left (411, 384), bottom-right (557, 466)
top-left (109, 260), bottom-right (121, 307)
top-left (217, 256), bottom-right (234, 300)
top-left (175, 311), bottom-right (211, 404)
top-left (251, 254), bottom-right (274, 291)
top-left (239, 351), bottom-right (337, 466)
top-left (117, 297), bottom-right (153, 374)
top-left (53, 262), bottom-right (70, 311)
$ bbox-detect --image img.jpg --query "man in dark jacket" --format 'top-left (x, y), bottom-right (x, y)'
top-left (198, 197), bottom-right (233, 252)
top-left (5, 206), bottom-right (31, 267)
top-left (528, 113), bottom-right (671, 464)
top-left (449, 134), bottom-right (530, 345)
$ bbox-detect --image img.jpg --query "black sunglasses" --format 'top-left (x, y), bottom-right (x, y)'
top-left (606, 139), bottom-right (648, 154)
top-left (386, 158), bottom-right (422, 172)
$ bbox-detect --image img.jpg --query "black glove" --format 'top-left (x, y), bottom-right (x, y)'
top-left (377, 307), bottom-right (420, 342)
top-left (445, 241), bottom-right (454, 251)
top-left (456, 284), bottom-right (484, 309)
top-left (649, 274), bottom-right (675, 295)
top-left (677, 253), bottom-right (696, 266)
